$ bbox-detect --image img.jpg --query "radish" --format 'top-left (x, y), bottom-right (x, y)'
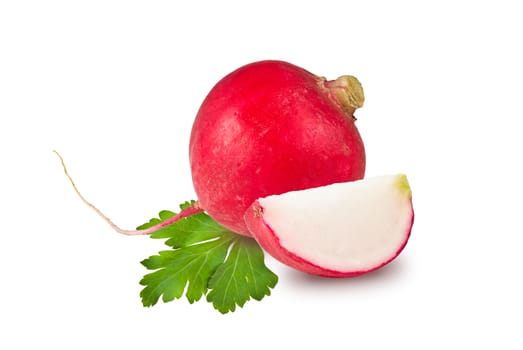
top-left (56, 60), bottom-right (413, 280)
top-left (190, 60), bottom-right (366, 235)
top-left (55, 60), bottom-right (366, 238)
top-left (244, 174), bottom-right (414, 277)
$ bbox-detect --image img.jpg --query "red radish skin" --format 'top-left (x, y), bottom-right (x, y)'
top-left (190, 60), bottom-right (366, 236)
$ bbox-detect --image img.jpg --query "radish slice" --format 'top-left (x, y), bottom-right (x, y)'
top-left (244, 174), bottom-right (414, 277)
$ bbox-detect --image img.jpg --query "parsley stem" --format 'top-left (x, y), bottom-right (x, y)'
top-left (53, 150), bottom-right (203, 236)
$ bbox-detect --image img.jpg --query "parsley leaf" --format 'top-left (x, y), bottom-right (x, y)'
top-left (138, 203), bottom-right (278, 313)
top-left (207, 236), bottom-right (279, 313)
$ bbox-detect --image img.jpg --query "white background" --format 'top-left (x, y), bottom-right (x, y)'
top-left (1, 0), bottom-right (522, 348)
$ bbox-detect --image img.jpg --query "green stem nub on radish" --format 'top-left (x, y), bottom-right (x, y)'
top-left (322, 75), bottom-right (365, 115)
top-left (244, 175), bottom-right (414, 277)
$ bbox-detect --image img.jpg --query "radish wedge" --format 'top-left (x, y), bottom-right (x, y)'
top-left (244, 174), bottom-right (414, 277)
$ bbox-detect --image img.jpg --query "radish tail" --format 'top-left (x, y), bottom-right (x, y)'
top-left (53, 150), bottom-right (203, 236)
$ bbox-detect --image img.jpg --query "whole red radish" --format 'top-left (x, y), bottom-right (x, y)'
top-left (190, 60), bottom-right (366, 236)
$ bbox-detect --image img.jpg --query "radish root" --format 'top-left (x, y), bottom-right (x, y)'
top-left (53, 150), bottom-right (203, 236)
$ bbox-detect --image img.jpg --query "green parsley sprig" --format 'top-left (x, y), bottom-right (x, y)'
top-left (137, 203), bottom-right (278, 314)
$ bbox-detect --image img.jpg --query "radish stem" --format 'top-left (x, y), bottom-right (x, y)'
top-left (53, 150), bottom-right (203, 236)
